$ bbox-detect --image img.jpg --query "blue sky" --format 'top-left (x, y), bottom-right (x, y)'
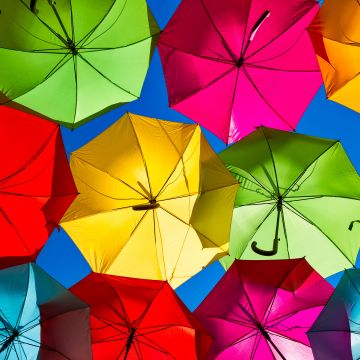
top-left (37, 0), bottom-right (360, 310)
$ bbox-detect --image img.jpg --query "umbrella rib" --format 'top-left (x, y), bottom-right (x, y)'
top-left (158, 42), bottom-right (235, 65)
top-left (245, 64), bottom-right (319, 73)
top-left (0, 127), bottom-right (57, 187)
top-left (2, 53), bottom-right (71, 106)
top-left (246, 30), bottom-right (309, 67)
top-left (81, 34), bottom-right (159, 52)
top-left (169, 64), bottom-right (237, 107)
top-left (98, 276), bottom-right (133, 330)
top-left (18, 0), bottom-right (69, 47)
top-left (244, 3), bottom-right (318, 62)
top-left (344, 270), bottom-right (360, 295)
top-left (154, 121), bottom-right (197, 200)
top-left (235, 203), bottom-right (277, 260)
top-left (224, 67), bottom-right (241, 145)
top-left (242, 68), bottom-right (295, 131)
top-left (78, 0), bottom-right (128, 47)
top-left (234, 265), bottom-right (261, 324)
top-left (71, 154), bottom-right (147, 198)
top-left (128, 113), bottom-right (153, 198)
top-left (199, 0), bottom-right (237, 62)
top-left (283, 202), bottom-right (356, 267)
top-left (153, 210), bottom-right (168, 281)
top-left (160, 206), bottom-right (227, 252)
top-left (134, 335), bottom-right (177, 359)
top-left (134, 283), bottom-right (167, 330)
top-left (73, 173), bottom-right (143, 202)
top-left (249, 332), bottom-right (263, 360)
top-left (15, 266), bottom-right (32, 331)
top-left (0, 206), bottom-right (32, 254)
top-left (261, 259), bottom-right (305, 327)
top-left (239, 0), bottom-right (253, 60)
top-left (231, 169), bottom-right (274, 198)
top-left (283, 141), bottom-right (338, 197)
top-left (71, 53), bottom-right (78, 128)
top-left (77, 53), bottom-right (139, 98)
top-left (280, 208), bottom-right (291, 259)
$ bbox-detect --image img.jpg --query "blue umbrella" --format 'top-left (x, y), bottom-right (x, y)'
top-left (308, 268), bottom-right (360, 360)
top-left (0, 263), bottom-right (91, 359)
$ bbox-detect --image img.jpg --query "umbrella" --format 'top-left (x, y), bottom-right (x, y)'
top-left (0, 106), bottom-right (77, 269)
top-left (308, 0), bottom-right (360, 113)
top-left (71, 272), bottom-right (211, 360)
top-left (0, 0), bottom-right (159, 128)
top-left (218, 127), bottom-right (360, 278)
top-left (60, 113), bottom-right (238, 288)
top-left (0, 262), bottom-right (92, 359)
top-left (308, 268), bottom-right (360, 360)
top-left (158, 0), bottom-right (322, 144)
top-left (307, 269), bottom-right (360, 360)
top-left (194, 258), bottom-right (334, 360)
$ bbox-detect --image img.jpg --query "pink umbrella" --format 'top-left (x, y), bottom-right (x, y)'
top-left (159, 0), bottom-right (322, 144)
top-left (194, 259), bottom-right (334, 359)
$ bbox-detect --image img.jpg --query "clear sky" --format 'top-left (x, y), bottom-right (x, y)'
top-left (37, 0), bottom-right (360, 310)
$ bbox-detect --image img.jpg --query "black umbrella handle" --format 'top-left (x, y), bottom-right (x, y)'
top-left (251, 198), bottom-right (282, 256)
top-left (251, 237), bottom-right (279, 256)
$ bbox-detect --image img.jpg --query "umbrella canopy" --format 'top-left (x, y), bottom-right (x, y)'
top-left (218, 127), bottom-right (360, 278)
top-left (158, 0), bottom-right (321, 144)
top-left (0, 106), bottom-right (77, 269)
top-left (60, 113), bottom-right (238, 288)
top-left (195, 258), bottom-right (334, 360)
top-left (0, 262), bottom-right (92, 359)
top-left (71, 273), bottom-right (211, 360)
top-left (0, 0), bottom-right (159, 128)
top-left (308, 268), bottom-right (360, 360)
top-left (308, 0), bottom-right (360, 113)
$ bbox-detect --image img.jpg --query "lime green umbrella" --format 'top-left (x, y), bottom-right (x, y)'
top-left (219, 127), bottom-right (360, 278)
top-left (0, 0), bottom-right (159, 128)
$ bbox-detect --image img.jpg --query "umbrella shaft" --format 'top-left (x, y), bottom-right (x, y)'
top-left (266, 335), bottom-right (286, 360)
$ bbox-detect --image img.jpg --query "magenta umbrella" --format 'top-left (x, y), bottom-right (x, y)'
top-left (194, 259), bottom-right (334, 359)
top-left (159, 0), bottom-right (322, 144)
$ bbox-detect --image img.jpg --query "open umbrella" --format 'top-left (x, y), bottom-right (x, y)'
top-left (0, 262), bottom-right (92, 359)
top-left (0, 106), bottom-right (77, 269)
top-left (60, 113), bottom-right (238, 288)
top-left (0, 0), bottom-right (159, 128)
top-left (308, 0), bottom-right (360, 113)
top-left (308, 268), bottom-right (360, 360)
top-left (195, 258), bottom-right (334, 359)
top-left (219, 127), bottom-right (360, 278)
top-left (158, 0), bottom-right (321, 144)
top-left (71, 272), bottom-right (211, 359)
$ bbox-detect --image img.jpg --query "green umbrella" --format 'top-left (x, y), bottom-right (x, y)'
top-left (219, 127), bottom-right (360, 278)
top-left (0, 0), bottom-right (159, 128)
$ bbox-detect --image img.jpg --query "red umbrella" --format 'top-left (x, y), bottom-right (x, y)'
top-left (71, 273), bottom-right (211, 359)
top-left (0, 106), bottom-right (77, 267)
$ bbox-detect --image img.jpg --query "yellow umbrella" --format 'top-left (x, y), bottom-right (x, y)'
top-left (61, 113), bottom-right (238, 288)
top-left (308, 0), bottom-right (360, 112)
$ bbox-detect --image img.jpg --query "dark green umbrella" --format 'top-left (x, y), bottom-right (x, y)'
top-left (0, 0), bottom-right (159, 128)
top-left (219, 127), bottom-right (360, 278)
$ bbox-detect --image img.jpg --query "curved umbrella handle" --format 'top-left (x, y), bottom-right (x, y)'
top-left (349, 220), bottom-right (360, 231)
top-left (251, 237), bottom-right (279, 256)
top-left (251, 198), bottom-right (282, 256)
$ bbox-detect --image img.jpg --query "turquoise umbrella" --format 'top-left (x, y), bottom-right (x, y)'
top-left (0, 263), bottom-right (91, 359)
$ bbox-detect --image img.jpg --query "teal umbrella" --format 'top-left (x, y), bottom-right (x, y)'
top-left (0, 263), bottom-right (91, 359)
